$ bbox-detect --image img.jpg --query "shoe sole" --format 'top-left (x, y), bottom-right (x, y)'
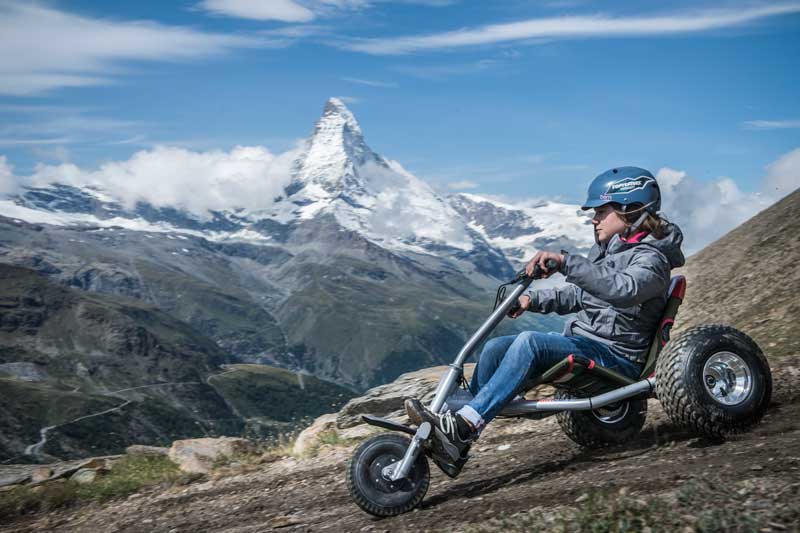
top-left (405, 399), bottom-right (469, 463)
top-left (404, 398), bottom-right (425, 427)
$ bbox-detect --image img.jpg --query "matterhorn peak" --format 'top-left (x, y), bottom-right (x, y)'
top-left (289, 98), bottom-right (384, 197)
top-left (321, 97), bottom-right (362, 137)
top-left (307, 97), bottom-right (369, 161)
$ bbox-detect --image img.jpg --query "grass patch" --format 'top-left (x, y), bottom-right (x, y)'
top-left (317, 430), bottom-right (348, 447)
top-left (0, 455), bottom-right (181, 521)
top-left (301, 430), bottom-right (362, 459)
top-left (469, 479), bottom-right (797, 533)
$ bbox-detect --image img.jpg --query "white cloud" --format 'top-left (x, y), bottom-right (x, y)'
top-left (0, 138), bottom-right (73, 146)
top-left (447, 180), bottom-right (479, 189)
top-left (199, 0), bottom-right (315, 22)
top-left (341, 76), bottom-right (398, 88)
top-left (764, 148), bottom-right (800, 195)
top-left (199, 0), bottom-right (457, 22)
top-left (0, 157), bottom-right (17, 196)
top-left (0, 1), bottom-right (266, 96)
top-left (21, 145), bottom-right (302, 217)
top-left (1, 115), bottom-right (143, 138)
top-left (339, 4), bottom-right (800, 54)
top-left (656, 147), bottom-right (800, 254)
top-left (657, 168), bottom-right (766, 253)
top-left (197, 0), bottom-right (379, 22)
top-left (743, 119), bottom-right (800, 130)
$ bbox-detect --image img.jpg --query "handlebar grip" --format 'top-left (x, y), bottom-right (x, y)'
top-left (531, 258), bottom-right (561, 278)
top-left (514, 257), bottom-right (562, 282)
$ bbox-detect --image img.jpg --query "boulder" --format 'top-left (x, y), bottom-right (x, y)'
top-left (126, 445), bottom-right (169, 457)
top-left (335, 365), bottom-right (474, 429)
top-left (168, 437), bottom-right (257, 474)
top-left (71, 468), bottom-right (98, 485)
top-left (293, 413), bottom-right (337, 456)
top-left (48, 457), bottom-right (115, 481)
top-left (0, 470), bottom-right (30, 488)
top-left (293, 365), bottom-right (479, 454)
top-left (30, 466), bottom-right (52, 483)
top-left (338, 424), bottom-right (379, 442)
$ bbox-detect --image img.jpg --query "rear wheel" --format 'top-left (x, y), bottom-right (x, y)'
top-left (555, 389), bottom-right (647, 448)
top-left (347, 433), bottom-right (430, 517)
top-left (655, 325), bottom-right (771, 439)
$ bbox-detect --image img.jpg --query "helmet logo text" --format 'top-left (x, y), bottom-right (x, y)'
top-left (605, 176), bottom-right (653, 196)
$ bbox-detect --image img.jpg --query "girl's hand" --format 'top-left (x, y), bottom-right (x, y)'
top-left (524, 251), bottom-right (565, 278)
top-left (508, 295), bottom-right (531, 319)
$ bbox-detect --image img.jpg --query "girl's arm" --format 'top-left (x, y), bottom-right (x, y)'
top-left (525, 284), bottom-right (582, 315)
top-left (562, 248), bottom-right (670, 307)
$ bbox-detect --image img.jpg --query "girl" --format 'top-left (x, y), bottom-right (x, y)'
top-left (406, 166), bottom-right (685, 465)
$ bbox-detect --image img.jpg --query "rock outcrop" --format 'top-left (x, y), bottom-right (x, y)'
top-left (168, 437), bottom-right (258, 474)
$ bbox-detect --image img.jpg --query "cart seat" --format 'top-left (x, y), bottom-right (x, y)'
top-left (521, 275), bottom-right (687, 395)
top-left (639, 275), bottom-right (686, 378)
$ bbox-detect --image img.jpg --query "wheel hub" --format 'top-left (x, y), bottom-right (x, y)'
top-left (369, 454), bottom-right (401, 493)
top-left (592, 401), bottom-right (630, 424)
top-left (703, 351), bottom-right (753, 406)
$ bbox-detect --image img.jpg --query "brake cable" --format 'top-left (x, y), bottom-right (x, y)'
top-left (492, 271), bottom-right (526, 311)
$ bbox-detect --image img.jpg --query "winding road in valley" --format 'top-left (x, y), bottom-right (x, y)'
top-left (23, 380), bottom-right (206, 461)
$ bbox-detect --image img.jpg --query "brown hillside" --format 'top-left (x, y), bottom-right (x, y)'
top-left (675, 188), bottom-right (800, 359)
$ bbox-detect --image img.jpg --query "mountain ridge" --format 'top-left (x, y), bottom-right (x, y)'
top-left (0, 98), bottom-right (577, 391)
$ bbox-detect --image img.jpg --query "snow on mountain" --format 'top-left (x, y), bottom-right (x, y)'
top-left (449, 192), bottom-right (595, 263)
top-left (3, 97), bottom-right (591, 275)
top-left (268, 98), bottom-right (473, 254)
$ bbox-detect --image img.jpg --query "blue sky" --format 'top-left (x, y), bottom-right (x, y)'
top-left (0, 0), bottom-right (798, 208)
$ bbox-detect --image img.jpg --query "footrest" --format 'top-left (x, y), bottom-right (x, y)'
top-left (361, 415), bottom-right (416, 435)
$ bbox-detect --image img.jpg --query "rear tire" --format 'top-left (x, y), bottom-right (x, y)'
top-left (655, 324), bottom-right (771, 439)
top-left (555, 389), bottom-right (647, 448)
top-left (347, 433), bottom-right (430, 517)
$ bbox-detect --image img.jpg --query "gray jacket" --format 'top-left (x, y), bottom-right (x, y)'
top-left (526, 225), bottom-right (686, 364)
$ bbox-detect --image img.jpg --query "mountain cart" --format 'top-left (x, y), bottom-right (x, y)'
top-left (347, 261), bottom-right (773, 517)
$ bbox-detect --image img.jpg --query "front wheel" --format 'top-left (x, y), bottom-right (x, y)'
top-left (655, 324), bottom-right (772, 439)
top-left (347, 433), bottom-right (430, 517)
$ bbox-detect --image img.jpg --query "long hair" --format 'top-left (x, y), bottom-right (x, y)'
top-left (612, 203), bottom-right (670, 239)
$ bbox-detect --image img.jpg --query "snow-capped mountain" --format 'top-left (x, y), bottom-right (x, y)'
top-left (449, 193), bottom-right (594, 262)
top-left (270, 98), bottom-right (475, 256)
top-left (0, 98), bottom-right (584, 389)
top-left (2, 97), bottom-right (591, 271)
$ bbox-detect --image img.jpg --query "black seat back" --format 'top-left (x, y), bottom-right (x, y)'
top-left (639, 275), bottom-right (686, 378)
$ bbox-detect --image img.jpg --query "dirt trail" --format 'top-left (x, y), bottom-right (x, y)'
top-left (6, 365), bottom-right (800, 532)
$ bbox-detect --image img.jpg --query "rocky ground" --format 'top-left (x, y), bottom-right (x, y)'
top-left (2, 362), bottom-right (799, 533)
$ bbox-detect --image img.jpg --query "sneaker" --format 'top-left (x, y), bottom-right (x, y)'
top-left (404, 398), bottom-right (475, 462)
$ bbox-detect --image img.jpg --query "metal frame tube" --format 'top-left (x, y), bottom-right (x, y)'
top-left (388, 422), bottom-right (430, 481)
top-left (392, 279), bottom-right (533, 481)
top-left (589, 378), bottom-right (654, 408)
top-left (429, 280), bottom-right (533, 414)
top-left (499, 398), bottom-right (591, 415)
top-left (497, 377), bottom-right (656, 416)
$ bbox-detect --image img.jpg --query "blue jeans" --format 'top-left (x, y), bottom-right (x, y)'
top-left (466, 331), bottom-right (642, 425)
